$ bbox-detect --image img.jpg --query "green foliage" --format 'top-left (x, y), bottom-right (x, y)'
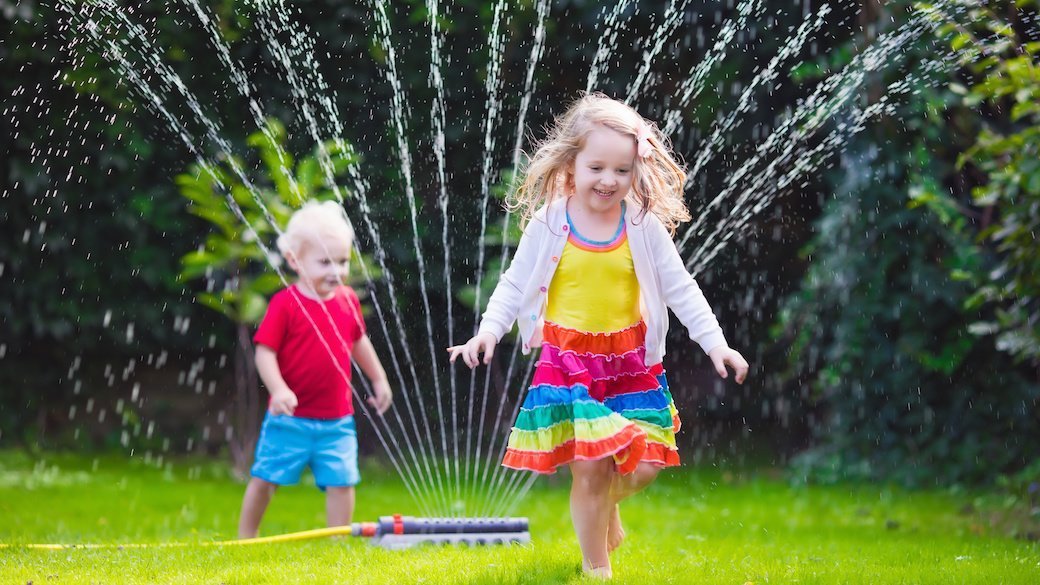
top-left (777, 1), bottom-right (1040, 486)
top-left (913, 1), bottom-right (1040, 364)
top-left (781, 146), bottom-right (1040, 486)
top-left (0, 3), bottom-right (249, 446)
top-left (996, 457), bottom-right (1040, 515)
top-left (176, 119), bottom-right (367, 326)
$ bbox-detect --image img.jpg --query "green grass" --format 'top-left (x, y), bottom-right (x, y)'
top-left (1, 450), bottom-right (1037, 584)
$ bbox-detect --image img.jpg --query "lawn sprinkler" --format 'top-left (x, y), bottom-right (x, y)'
top-left (351, 515), bottom-right (530, 550)
top-left (4, 514), bottom-right (530, 550)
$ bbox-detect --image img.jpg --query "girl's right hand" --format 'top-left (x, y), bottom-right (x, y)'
top-left (707, 345), bottom-right (750, 384)
top-left (269, 388), bottom-right (299, 416)
top-left (446, 332), bottom-right (498, 368)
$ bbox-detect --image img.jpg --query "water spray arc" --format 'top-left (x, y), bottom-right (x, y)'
top-left (34, 0), bottom-right (967, 524)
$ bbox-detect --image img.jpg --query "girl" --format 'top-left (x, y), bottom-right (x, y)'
top-left (448, 93), bottom-right (748, 579)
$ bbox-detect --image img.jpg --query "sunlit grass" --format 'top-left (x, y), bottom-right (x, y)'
top-left (1, 450), bottom-right (1037, 584)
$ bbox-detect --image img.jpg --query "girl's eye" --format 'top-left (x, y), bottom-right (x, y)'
top-left (589, 166), bottom-right (601, 171)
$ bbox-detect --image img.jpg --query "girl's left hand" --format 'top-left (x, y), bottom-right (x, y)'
top-left (707, 346), bottom-right (750, 384)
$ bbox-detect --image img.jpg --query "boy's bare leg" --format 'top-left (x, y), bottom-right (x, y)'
top-left (607, 463), bottom-right (661, 552)
top-left (325, 486), bottom-right (356, 527)
top-left (238, 478), bottom-right (278, 538)
top-left (569, 459), bottom-right (614, 578)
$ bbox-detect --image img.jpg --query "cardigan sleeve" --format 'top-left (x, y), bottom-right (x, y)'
top-left (648, 217), bottom-right (728, 354)
top-left (476, 216), bottom-right (543, 341)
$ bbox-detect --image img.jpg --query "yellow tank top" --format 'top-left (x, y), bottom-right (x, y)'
top-left (545, 207), bottom-right (641, 333)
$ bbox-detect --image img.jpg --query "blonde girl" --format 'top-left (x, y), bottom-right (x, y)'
top-left (448, 93), bottom-right (749, 579)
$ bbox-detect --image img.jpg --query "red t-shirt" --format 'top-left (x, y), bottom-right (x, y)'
top-left (254, 284), bottom-right (367, 419)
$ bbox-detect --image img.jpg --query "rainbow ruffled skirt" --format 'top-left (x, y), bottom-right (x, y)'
top-left (502, 321), bottom-right (681, 475)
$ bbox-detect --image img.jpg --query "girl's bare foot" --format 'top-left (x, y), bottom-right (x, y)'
top-left (607, 504), bottom-right (625, 553)
top-left (583, 558), bottom-right (614, 580)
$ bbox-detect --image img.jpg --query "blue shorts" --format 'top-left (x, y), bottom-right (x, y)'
top-left (250, 413), bottom-right (360, 489)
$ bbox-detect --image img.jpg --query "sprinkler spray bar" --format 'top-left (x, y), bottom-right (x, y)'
top-left (354, 515), bottom-right (531, 549)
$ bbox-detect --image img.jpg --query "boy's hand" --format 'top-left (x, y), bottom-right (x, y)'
top-left (446, 332), bottom-right (498, 368)
top-left (269, 388), bottom-right (298, 415)
top-left (367, 379), bottom-right (393, 415)
top-left (707, 346), bottom-right (750, 384)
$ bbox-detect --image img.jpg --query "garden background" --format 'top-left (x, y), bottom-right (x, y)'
top-left (1, 0), bottom-right (1038, 582)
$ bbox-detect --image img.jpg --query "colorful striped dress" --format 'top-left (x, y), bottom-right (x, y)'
top-left (502, 203), bottom-right (682, 475)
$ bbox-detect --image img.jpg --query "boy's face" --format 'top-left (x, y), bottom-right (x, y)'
top-left (287, 234), bottom-right (352, 299)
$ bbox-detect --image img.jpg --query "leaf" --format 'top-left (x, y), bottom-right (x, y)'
top-left (951, 33), bottom-right (973, 52)
top-left (1026, 168), bottom-right (1040, 195)
top-left (1010, 100), bottom-right (1039, 122)
top-left (296, 156), bottom-right (320, 193)
top-left (251, 272), bottom-right (285, 295)
top-left (239, 290), bottom-right (269, 325)
top-left (197, 292), bottom-right (234, 320)
top-left (180, 250), bottom-right (223, 280)
top-left (190, 206), bottom-right (236, 238)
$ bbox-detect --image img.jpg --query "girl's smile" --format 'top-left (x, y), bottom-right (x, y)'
top-left (571, 125), bottom-right (636, 216)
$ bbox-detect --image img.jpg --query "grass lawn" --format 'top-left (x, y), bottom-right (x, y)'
top-left (1, 450), bottom-right (1037, 584)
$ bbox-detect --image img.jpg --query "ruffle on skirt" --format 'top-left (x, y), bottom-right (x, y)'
top-left (503, 321), bottom-right (681, 475)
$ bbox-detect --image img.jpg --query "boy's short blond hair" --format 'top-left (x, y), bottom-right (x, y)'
top-left (276, 201), bottom-right (355, 256)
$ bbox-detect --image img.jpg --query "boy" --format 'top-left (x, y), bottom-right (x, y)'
top-left (238, 201), bottom-right (392, 538)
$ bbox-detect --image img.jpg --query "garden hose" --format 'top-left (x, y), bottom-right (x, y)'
top-left (1, 525), bottom-right (354, 550)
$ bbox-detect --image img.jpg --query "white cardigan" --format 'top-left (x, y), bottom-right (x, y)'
top-left (477, 197), bottom-right (728, 365)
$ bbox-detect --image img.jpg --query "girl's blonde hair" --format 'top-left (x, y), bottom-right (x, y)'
top-left (509, 93), bottom-right (690, 234)
top-left (276, 200), bottom-right (355, 256)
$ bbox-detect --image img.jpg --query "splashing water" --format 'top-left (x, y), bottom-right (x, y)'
top-left (20, 0), bottom-right (970, 517)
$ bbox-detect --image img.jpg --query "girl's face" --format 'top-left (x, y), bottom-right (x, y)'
top-left (287, 234), bottom-right (351, 299)
top-left (570, 125), bottom-right (636, 215)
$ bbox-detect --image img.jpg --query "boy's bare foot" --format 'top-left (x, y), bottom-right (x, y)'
top-left (607, 504), bottom-right (625, 553)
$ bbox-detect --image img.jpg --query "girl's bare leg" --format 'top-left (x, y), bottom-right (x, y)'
top-left (569, 459), bottom-right (615, 577)
top-left (607, 505), bottom-right (625, 553)
top-left (238, 478), bottom-right (278, 538)
top-left (325, 486), bottom-right (356, 527)
top-left (607, 462), bottom-right (661, 552)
